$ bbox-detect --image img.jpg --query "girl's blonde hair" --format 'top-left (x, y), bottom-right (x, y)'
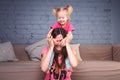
top-left (52, 5), bottom-right (73, 19)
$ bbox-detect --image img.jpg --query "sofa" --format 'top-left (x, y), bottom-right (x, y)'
top-left (0, 42), bottom-right (120, 80)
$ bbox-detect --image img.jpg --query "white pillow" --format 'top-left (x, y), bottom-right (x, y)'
top-left (70, 44), bottom-right (82, 62)
top-left (25, 39), bottom-right (48, 61)
top-left (0, 41), bottom-right (18, 62)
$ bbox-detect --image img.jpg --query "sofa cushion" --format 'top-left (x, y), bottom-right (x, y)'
top-left (0, 41), bottom-right (18, 62)
top-left (80, 45), bottom-right (112, 61)
top-left (0, 61), bottom-right (45, 80)
top-left (72, 61), bottom-right (120, 80)
top-left (113, 45), bottom-right (120, 61)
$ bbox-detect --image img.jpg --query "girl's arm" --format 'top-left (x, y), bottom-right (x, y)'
top-left (40, 37), bottom-right (54, 72)
top-left (60, 31), bottom-right (73, 46)
top-left (67, 31), bottom-right (73, 41)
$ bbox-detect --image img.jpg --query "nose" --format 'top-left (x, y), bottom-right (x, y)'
top-left (55, 39), bottom-right (62, 45)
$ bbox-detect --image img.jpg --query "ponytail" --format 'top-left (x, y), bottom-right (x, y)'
top-left (52, 5), bottom-right (73, 19)
top-left (66, 5), bottom-right (73, 18)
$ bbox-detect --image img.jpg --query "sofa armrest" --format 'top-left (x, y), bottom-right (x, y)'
top-left (113, 45), bottom-right (120, 61)
top-left (0, 61), bottom-right (45, 80)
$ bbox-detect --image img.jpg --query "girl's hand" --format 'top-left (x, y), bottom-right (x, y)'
top-left (60, 38), bottom-right (66, 47)
top-left (60, 35), bottom-right (71, 47)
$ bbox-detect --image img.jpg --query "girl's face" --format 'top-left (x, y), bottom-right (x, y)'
top-left (57, 10), bottom-right (68, 26)
top-left (54, 34), bottom-right (64, 51)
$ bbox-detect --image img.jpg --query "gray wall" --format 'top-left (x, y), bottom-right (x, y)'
top-left (111, 0), bottom-right (120, 44)
top-left (0, 0), bottom-right (119, 45)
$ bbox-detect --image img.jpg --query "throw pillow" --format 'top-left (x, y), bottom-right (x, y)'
top-left (0, 41), bottom-right (18, 61)
top-left (25, 38), bottom-right (82, 62)
top-left (25, 39), bottom-right (48, 61)
top-left (70, 44), bottom-right (82, 62)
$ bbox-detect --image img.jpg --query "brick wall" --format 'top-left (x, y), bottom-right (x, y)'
top-left (0, 0), bottom-right (112, 44)
top-left (111, 0), bottom-right (120, 44)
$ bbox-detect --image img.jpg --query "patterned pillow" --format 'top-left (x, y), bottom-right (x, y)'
top-left (0, 41), bottom-right (18, 62)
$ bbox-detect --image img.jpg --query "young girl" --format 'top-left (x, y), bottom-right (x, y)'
top-left (41, 28), bottom-right (78, 80)
top-left (47, 5), bottom-right (75, 46)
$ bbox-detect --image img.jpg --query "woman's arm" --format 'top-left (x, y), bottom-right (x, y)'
top-left (40, 37), bottom-right (54, 72)
top-left (65, 38), bottom-right (78, 68)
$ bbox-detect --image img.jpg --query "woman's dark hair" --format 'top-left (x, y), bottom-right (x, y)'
top-left (51, 28), bottom-right (68, 74)
top-left (51, 28), bottom-right (67, 39)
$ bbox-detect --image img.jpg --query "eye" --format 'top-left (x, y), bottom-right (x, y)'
top-left (59, 39), bottom-right (62, 42)
top-left (56, 39), bottom-right (62, 42)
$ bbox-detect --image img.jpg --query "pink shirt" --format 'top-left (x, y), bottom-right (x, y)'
top-left (50, 22), bottom-right (75, 33)
top-left (41, 47), bottom-right (73, 80)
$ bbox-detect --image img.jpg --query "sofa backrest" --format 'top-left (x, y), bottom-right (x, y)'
top-left (13, 44), bottom-right (114, 61)
top-left (80, 45), bottom-right (113, 61)
top-left (13, 45), bottom-right (30, 61)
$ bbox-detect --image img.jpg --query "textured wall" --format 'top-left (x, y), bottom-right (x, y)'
top-left (0, 0), bottom-right (112, 44)
top-left (111, 0), bottom-right (120, 44)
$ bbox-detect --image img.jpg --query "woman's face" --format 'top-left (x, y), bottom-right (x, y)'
top-left (54, 34), bottom-right (64, 51)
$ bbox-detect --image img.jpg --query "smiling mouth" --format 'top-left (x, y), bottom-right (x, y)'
top-left (60, 21), bottom-right (64, 23)
top-left (54, 47), bottom-right (62, 53)
top-left (56, 45), bottom-right (61, 48)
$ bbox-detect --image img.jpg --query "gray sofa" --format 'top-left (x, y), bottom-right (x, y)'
top-left (0, 45), bottom-right (120, 80)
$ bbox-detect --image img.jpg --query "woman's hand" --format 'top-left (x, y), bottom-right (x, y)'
top-left (46, 36), bottom-right (54, 48)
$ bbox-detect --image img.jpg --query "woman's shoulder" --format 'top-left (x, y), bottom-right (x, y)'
top-left (41, 46), bottom-right (49, 55)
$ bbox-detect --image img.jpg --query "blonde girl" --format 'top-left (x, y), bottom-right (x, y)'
top-left (47, 5), bottom-right (75, 46)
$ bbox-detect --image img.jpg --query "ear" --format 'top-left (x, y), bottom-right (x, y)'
top-left (52, 8), bottom-right (57, 17)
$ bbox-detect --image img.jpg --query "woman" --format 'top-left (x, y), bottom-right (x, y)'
top-left (40, 28), bottom-right (78, 80)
